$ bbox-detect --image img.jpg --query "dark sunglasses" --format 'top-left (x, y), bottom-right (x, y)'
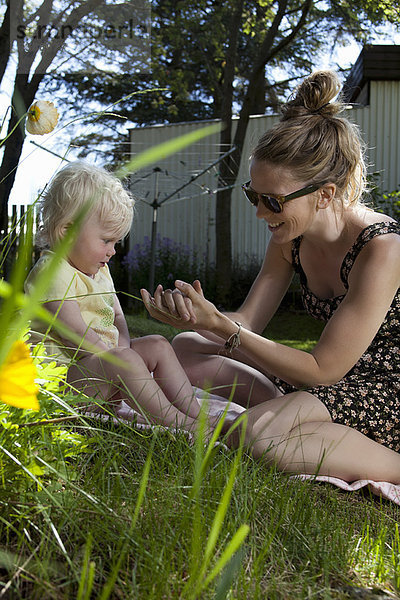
top-left (241, 181), bottom-right (325, 213)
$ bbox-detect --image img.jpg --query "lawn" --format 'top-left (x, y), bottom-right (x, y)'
top-left (1, 310), bottom-right (399, 600)
top-left (125, 307), bottom-right (325, 351)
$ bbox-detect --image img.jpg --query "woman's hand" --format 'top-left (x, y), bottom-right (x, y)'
top-left (140, 279), bottom-right (220, 331)
top-left (151, 280), bottom-right (203, 322)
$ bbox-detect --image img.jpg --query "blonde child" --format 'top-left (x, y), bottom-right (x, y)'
top-left (25, 161), bottom-right (210, 431)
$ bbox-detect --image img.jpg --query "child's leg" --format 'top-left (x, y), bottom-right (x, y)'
top-left (67, 346), bottom-right (199, 430)
top-left (129, 335), bottom-right (201, 419)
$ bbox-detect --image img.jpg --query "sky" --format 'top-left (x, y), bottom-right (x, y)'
top-left (1, 29), bottom-right (399, 210)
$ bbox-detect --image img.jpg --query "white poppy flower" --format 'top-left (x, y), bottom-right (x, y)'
top-left (26, 100), bottom-right (59, 135)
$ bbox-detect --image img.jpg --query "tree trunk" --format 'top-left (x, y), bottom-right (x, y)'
top-left (0, 0), bottom-right (105, 237)
top-left (214, 0), bottom-right (313, 307)
top-left (0, 0), bottom-right (12, 84)
top-left (0, 74), bottom-right (42, 235)
top-left (214, 0), bottom-right (244, 307)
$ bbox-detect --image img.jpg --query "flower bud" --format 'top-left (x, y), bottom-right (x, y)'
top-left (26, 100), bottom-right (59, 135)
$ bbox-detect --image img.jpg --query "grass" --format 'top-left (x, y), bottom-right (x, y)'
top-left (1, 310), bottom-right (399, 599)
top-left (125, 307), bottom-right (325, 350)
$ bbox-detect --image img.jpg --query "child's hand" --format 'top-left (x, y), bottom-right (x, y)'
top-left (155, 282), bottom-right (198, 322)
top-left (140, 280), bottom-right (217, 331)
top-left (141, 280), bottom-right (203, 324)
top-left (140, 286), bottom-right (194, 328)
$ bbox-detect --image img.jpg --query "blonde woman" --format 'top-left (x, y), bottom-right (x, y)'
top-left (141, 71), bottom-right (400, 483)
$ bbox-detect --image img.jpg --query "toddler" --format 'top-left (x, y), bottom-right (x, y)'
top-left (25, 161), bottom-right (209, 431)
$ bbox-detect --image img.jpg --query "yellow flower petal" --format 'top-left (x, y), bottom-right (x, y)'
top-left (0, 341), bottom-right (39, 410)
top-left (26, 100), bottom-right (59, 135)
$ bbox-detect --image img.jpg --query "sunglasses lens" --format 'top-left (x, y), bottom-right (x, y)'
top-left (264, 196), bottom-right (282, 213)
top-left (243, 188), bottom-right (259, 207)
top-left (242, 185), bottom-right (282, 213)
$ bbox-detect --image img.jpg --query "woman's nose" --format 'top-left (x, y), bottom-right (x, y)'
top-left (256, 201), bottom-right (268, 219)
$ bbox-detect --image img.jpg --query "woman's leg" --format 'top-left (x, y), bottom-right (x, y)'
top-left (172, 331), bottom-right (282, 407)
top-left (230, 391), bottom-right (400, 483)
top-left (67, 346), bottom-right (199, 429)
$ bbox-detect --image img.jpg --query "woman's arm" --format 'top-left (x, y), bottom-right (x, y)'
top-left (143, 234), bottom-right (400, 388)
top-left (151, 239), bottom-right (294, 337)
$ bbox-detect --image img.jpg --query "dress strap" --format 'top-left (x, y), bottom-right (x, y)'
top-left (340, 221), bottom-right (400, 288)
top-left (291, 235), bottom-right (308, 286)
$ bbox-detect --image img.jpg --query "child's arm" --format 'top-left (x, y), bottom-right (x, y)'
top-left (45, 299), bottom-right (110, 355)
top-left (113, 295), bottom-right (131, 348)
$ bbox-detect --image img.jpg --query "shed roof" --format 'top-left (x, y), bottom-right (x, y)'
top-left (342, 44), bottom-right (400, 103)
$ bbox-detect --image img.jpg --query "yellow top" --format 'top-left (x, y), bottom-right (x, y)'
top-left (24, 250), bottom-right (119, 364)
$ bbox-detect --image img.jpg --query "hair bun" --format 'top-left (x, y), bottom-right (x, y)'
top-left (281, 70), bottom-right (343, 120)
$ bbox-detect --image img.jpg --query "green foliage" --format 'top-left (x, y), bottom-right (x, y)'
top-left (0, 309), bottom-right (399, 598)
top-left (1, 417), bottom-right (399, 598)
top-left (374, 189), bottom-right (400, 221)
top-left (0, 337), bottom-right (95, 494)
top-left (46, 0), bottom-right (400, 162)
top-left (367, 173), bottom-right (400, 220)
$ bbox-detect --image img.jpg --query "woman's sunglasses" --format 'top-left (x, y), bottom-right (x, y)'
top-left (241, 181), bottom-right (325, 213)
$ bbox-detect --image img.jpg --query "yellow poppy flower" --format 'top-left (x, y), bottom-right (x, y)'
top-left (26, 100), bottom-right (59, 135)
top-left (0, 341), bottom-right (39, 410)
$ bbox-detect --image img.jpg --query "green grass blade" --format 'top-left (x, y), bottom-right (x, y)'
top-left (96, 442), bottom-right (153, 600)
top-left (115, 123), bottom-right (221, 178)
top-left (201, 424), bottom-right (245, 571)
top-left (0, 207), bottom-right (34, 333)
top-left (213, 547), bottom-right (245, 600)
top-left (77, 532), bottom-right (95, 600)
top-left (184, 413), bottom-right (248, 597)
top-left (0, 203), bottom-right (91, 365)
top-left (203, 526), bottom-right (250, 588)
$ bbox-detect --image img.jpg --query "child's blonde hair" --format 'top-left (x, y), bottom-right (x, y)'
top-left (37, 161), bottom-right (135, 248)
top-left (252, 70), bottom-right (367, 208)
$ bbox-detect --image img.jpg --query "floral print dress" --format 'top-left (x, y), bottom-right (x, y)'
top-left (274, 221), bottom-right (400, 452)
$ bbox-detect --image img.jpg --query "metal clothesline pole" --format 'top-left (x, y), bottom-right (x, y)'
top-left (146, 146), bottom-right (237, 293)
top-left (159, 145), bottom-right (236, 206)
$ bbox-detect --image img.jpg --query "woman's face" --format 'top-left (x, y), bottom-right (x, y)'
top-left (248, 160), bottom-right (320, 243)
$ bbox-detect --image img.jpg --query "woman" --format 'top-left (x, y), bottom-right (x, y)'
top-left (141, 70), bottom-right (400, 483)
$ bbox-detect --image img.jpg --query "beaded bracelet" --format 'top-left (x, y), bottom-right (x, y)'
top-left (221, 321), bottom-right (242, 355)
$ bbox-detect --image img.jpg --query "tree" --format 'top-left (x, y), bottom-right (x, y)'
top-left (0, 0), bottom-right (149, 235)
top-left (48, 0), bottom-right (399, 304)
top-left (2, 0), bottom-right (398, 301)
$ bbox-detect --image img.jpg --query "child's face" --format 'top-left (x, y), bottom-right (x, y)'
top-left (67, 215), bottom-right (120, 277)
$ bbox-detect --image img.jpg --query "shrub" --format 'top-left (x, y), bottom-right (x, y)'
top-left (367, 174), bottom-right (400, 220)
top-left (122, 236), bottom-right (269, 312)
top-left (122, 235), bottom-right (204, 301)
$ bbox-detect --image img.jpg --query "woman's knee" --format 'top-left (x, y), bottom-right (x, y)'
top-left (230, 392), bottom-right (332, 451)
top-left (172, 332), bottom-right (219, 363)
top-left (171, 331), bottom-right (198, 354)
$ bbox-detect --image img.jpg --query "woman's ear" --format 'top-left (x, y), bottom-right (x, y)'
top-left (317, 183), bottom-right (336, 209)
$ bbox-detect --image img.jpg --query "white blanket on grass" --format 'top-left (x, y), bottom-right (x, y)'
top-left (91, 390), bottom-right (400, 506)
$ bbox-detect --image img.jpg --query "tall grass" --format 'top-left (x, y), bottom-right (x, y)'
top-left (1, 411), bottom-right (399, 599)
top-left (1, 124), bottom-right (399, 599)
top-left (1, 311), bottom-right (399, 598)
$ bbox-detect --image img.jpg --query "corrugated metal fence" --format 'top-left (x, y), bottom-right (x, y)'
top-left (1, 204), bottom-right (40, 279)
top-left (128, 80), bottom-right (400, 267)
